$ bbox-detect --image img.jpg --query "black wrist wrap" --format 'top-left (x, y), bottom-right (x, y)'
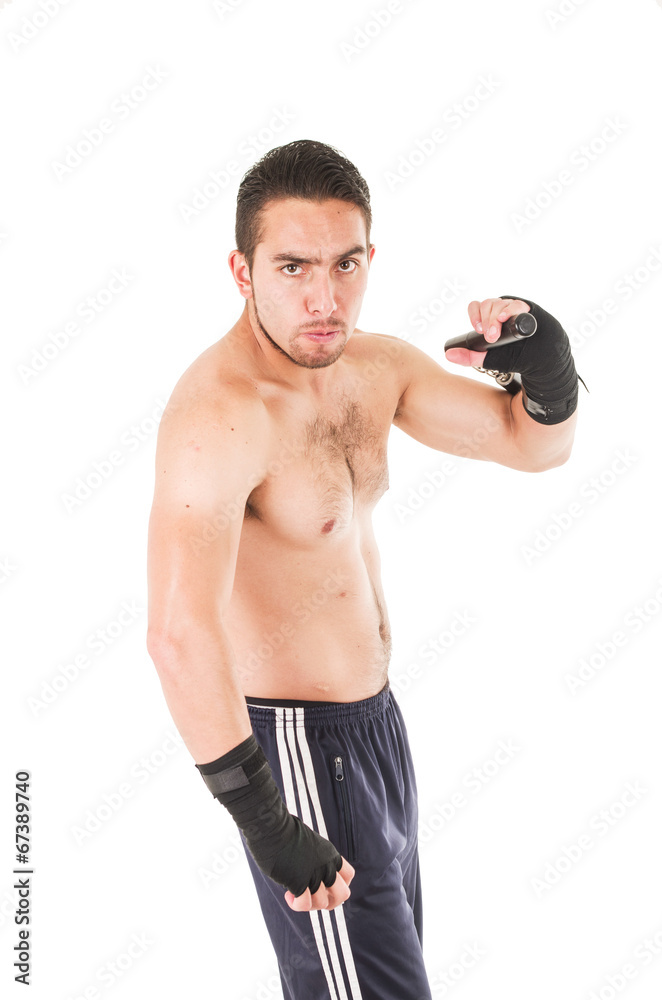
top-left (196, 734), bottom-right (342, 897)
top-left (482, 295), bottom-right (588, 425)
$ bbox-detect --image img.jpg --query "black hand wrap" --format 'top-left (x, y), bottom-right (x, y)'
top-left (196, 733), bottom-right (343, 897)
top-left (482, 295), bottom-right (588, 425)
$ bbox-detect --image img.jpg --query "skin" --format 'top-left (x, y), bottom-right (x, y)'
top-left (146, 196), bottom-right (577, 913)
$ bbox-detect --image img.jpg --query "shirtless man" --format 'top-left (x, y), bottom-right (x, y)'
top-left (146, 139), bottom-right (580, 1000)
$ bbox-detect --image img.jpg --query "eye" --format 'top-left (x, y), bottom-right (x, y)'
top-left (280, 260), bottom-right (359, 276)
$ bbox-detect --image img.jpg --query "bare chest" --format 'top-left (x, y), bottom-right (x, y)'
top-left (246, 391), bottom-right (393, 542)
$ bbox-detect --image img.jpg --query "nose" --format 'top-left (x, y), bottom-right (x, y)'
top-left (305, 270), bottom-right (337, 317)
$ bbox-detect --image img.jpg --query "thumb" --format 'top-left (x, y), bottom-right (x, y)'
top-left (339, 857), bottom-right (355, 886)
top-left (445, 347), bottom-right (488, 367)
top-left (284, 887), bottom-right (312, 910)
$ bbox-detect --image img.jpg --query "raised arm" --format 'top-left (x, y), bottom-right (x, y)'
top-left (392, 339), bottom-right (565, 471)
top-left (146, 380), bottom-right (271, 763)
top-left (391, 294), bottom-right (579, 473)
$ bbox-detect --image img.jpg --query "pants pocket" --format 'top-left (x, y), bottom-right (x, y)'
top-left (327, 749), bottom-right (359, 865)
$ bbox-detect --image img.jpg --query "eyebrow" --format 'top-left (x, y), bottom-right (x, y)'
top-left (268, 245), bottom-right (367, 266)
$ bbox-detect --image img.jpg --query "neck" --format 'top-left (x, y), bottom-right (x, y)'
top-left (236, 302), bottom-right (347, 398)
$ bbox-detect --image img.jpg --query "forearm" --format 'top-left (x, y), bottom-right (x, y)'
top-left (147, 623), bottom-right (253, 764)
top-left (510, 385), bottom-right (578, 471)
top-left (150, 625), bottom-right (345, 898)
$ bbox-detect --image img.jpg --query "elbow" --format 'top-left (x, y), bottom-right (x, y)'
top-left (529, 448), bottom-right (573, 473)
top-left (551, 449), bottom-right (573, 469)
top-left (146, 624), bottom-right (198, 676)
top-left (146, 628), bottom-right (181, 676)
top-left (146, 616), bottom-right (228, 676)
top-left (146, 626), bottom-right (166, 661)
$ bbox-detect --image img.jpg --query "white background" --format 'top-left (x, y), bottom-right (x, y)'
top-left (2, 1), bottom-right (662, 998)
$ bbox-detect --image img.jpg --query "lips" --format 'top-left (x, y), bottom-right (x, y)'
top-left (304, 330), bottom-right (339, 342)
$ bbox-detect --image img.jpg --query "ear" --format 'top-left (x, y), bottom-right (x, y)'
top-left (228, 250), bottom-right (253, 299)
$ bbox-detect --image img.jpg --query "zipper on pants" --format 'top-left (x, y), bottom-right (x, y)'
top-left (331, 753), bottom-right (356, 862)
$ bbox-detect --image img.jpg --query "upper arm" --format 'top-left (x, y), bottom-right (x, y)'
top-left (146, 383), bottom-right (271, 647)
top-left (391, 338), bottom-right (535, 470)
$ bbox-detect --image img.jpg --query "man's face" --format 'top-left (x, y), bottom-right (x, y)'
top-left (243, 197), bottom-right (374, 370)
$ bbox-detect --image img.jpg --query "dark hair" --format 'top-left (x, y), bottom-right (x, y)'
top-left (235, 139), bottom-right (372, 274)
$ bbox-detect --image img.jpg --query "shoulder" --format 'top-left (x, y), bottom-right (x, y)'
top-left (348, 329), bottom-right (445, 406)
top-left (347, 327), bottom-right (417, 378)
top-left (157, 342), bottom-right (270, 449)
top-left (350, 328), bottom-right (435, 367)
top-left (350, 328), bottom-right (407, 351)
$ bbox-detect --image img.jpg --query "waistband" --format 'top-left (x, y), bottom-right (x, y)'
top-left (245, 679), bottom-right (391, 727)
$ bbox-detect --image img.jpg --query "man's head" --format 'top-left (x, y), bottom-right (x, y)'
top-left (229, 139), bottom-right (375, 373)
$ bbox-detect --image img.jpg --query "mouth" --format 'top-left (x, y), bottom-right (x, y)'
top-left (303, 330), bottom-right (340, 343)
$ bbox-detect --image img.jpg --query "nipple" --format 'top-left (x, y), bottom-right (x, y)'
top-left (321, 519), bottom-right (335, 534)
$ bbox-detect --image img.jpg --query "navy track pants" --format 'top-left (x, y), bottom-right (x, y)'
top-left (241, 679), bottom-right (433, 1000)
